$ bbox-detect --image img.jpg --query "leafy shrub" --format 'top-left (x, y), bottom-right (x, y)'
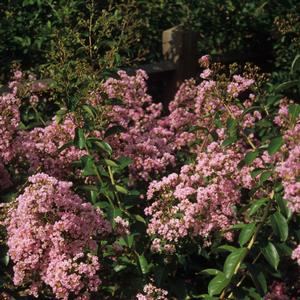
top-left (1, 0), bottom-right (299, 81)
top-left (0, 56), bottom-right (299, 299)
top-left (0, 0), bottom-right (144, 83)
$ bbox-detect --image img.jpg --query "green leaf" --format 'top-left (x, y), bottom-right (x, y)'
top-left (200, 269), bottom-right (221, 276)
top-left (94, 140), bottom-right (112, 155)
top-left (275, 243), bottom-right (293, 256)
top-left (104, 125), bottom-right (126, 137)
top-left (55, 108), bottom-right (67, 123)
top-left (239, 223), bottom-right (256, 247)
top-left (138, 254), bottom-right (149, 274)
top-left (214, 118), bottom-right (223, 129)
top-left (270, 212), bottom-right (288, 241)
top-left (266, 94), bottom-right (281, 106)
top-left (229, 223), bottom-right (246, 230)
top-left (78, 184), bottom-right (98, 192)
top-left (261, 242), bottom-right (279, 270)
top-left (227, 118), bottom-right (238, 132)
top-left (114, 264), bottom-right (127, 272)
top-left (249, 198), bottom-right (268, 216)
top-left (250, 169), bottom-right (264, 179)
top-left (82, 104), bottom-right (97, 118)
top-left (223, 248), bottom-right (247, 278)
top-left (244, 150), bottom-right (259, 165)
top-left (222, 135), bottom-right (237, 147)
top-left (188, 125), bottom-right (201, 132)
top-left (275, 80), bottom-right (298, 92)
top-left (275, 194), bottom-right (291, 219)
top-left (81, 156), bottom-right (97, 176)
top-left (288, 103), bottom-right (300, 123)
top-left (268, 136), bottom-right (283, 155)
top-left (291, 54), bottom-right (300, 74)
top-left (256, 119), bottom-right (272, 128)
top-left (216, 245), bottom-right (238, 252)
top-left (260, 171), bottom-right (272, 183)
top-left (115, 185), bottom-right (128, 194)
top-left (242, 106), bottom-right (261, 116)
top-left (1, 254), bottom-right (9, 266)
top-left (95, 201), bottom-right (111, 209)
top-left (128, 190), bottom-right (140, 197)
top-left (104, 159), bottom-right (118, 167)
top-left (74, 128), bottom-right (86, 149)
top-left (89, 139), bottom-right (112, 155)
top-left (247, 264), bottom-right (267, 295)
top-left (134, 214), bottom-right (146, 224)
top-left (117, 156), bottom-right (133, 169)
top-left (98, 183), bottom-right (114, 200)
top-left (208, 272), bottom-right (230, 296)
top-left (274, 182), bottom-right (283, 192)
top-left (123, 234), bottom-right (134, 248)
top-left (90, 190), bottom-right (98, 204)
top-left (119, 234), bottom-right (134, 248)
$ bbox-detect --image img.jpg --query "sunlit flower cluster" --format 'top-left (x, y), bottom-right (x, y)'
top-left (6, 173), bottom-right (111, 299)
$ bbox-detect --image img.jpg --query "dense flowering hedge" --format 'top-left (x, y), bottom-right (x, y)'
top-left (0, 57), bottom-right (299, 299)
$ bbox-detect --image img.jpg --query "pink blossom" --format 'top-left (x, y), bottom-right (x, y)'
top-left (136, 283), bottom-right (168, 300)
top-left (200, 68), bottom-right (212, 79)
top-left (276, 121), bottom-right (300, 212)
top-left (17, 115), bottom-right (86, 179)
top-left (0, 89), bottom-right (21, 163)
top-left (291, 244), bottom-right (300, 266)
top-left (265, 281), bottom-right (290, 300)
top-left (227, 75), bottom-right (254, 98)
top-left (198, 55), bottom-right (210, 68)
top-left (114, 216), bottom-right (130, 236)
top-left (6, 173), bottom-right (111, 299)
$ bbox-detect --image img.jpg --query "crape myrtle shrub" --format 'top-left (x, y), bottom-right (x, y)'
top-left (0, 56), bottom-right (300, 299)
top-left (1, 0), bottom-right (300, 82)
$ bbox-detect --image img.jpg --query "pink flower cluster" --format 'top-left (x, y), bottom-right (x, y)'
top-left (97, 70), bottom-right (176, 181)
top-left (136, 283), bottom-right (168, 300)
top-left (0, 72), bottom-right (22, 190)
top-left (198, 55), bottom-right (210, 68)
top-left (276, 144), bottom-right (300, 212)
top-left (291, 244), bottom-right (300, 266)
top-left (94, 67), bottom-right (258, 182)
top-left (145, 140), bottom-right (253, 252)
top-left (275, 102), bottom-right (300, 213)
top-left (114, 216), bottom-right (130, 236)
top-left (6, 173), bottom-right (111, 300)
top-left (227, 75), bottom-right (254, 98)
top-left (140, 70), bottom-right (275, 251)
top-left (136, 65), bottom-right (300, 252)
top-left (0, 67), bottom-right (259, 185)
top-left (264, 281), bottom-right (291, 300)
top-left (0, 89), bottom-right (20, 164)
top-left (273, 99), bottom-right (291, 127)
top-left (17, 115), bottom-right (86, 179)
top-left (100, 72), bottom-right (199, 181)
top-left (0, 70), bottom-right (53, 190)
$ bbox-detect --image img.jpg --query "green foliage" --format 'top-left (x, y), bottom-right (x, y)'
top-left (1, 0), bottom-right (300, 86)
top-left (239, 223), bottom-right (256, 247)
top-left (208, 272), bottom-right (230, 296)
